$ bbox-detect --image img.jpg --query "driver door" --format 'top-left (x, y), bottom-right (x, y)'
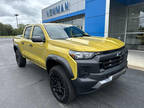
top-left (29, 25), bottom-right (46, 68)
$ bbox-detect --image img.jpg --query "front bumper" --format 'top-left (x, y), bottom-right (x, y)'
top-left (72, 66), bottom-right (127, 95)
top-left (71, 47), bottom-right (128, 95)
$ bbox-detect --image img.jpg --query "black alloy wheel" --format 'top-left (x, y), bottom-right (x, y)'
top-left (49, 65), bottom-right (75, 104)
top-left (15, 50), bottom-right (26, 67)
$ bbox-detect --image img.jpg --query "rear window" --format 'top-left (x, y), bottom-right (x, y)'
top-left (24, 26), bottom-right (32, 39)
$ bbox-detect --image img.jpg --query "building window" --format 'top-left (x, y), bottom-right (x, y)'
top-left (126, 4), bottom-right (144, 51)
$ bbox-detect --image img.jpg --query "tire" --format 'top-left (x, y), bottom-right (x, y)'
top-left (15, 50), bottom-right (26, 67)
top-left (49, 65), bottom-right (76, 104)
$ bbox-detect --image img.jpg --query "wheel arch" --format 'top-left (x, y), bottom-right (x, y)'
top-left (14, 44), bottom-right (20, 52)
top-left (46, 55), bottom-right (74, 79)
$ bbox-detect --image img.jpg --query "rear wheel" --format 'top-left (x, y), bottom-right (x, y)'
top-left (49, 65), bottom-right (75, 104)
top-left (15, 50), bottom-right (26, 67)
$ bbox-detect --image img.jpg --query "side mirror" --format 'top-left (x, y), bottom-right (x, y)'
top-left (32, 36), bottom-right (45, 42)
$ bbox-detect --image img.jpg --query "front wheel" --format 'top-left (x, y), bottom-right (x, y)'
top-left (49, 65), bottom-right (76, 104)
top-left (15, 50), bottom-right (26, 67)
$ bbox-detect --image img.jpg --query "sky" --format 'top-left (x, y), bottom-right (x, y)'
top-left (0, 0), bottom-right (60, 28)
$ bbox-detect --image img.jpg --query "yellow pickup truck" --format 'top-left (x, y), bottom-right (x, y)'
top-left (13, 23), bottom-right (128, 104)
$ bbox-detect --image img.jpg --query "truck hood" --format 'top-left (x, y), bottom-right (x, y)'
top-left (49, 37), bottom-right (125, 52)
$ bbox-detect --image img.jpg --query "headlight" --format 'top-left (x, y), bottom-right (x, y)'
top-left (69, 50), bottom-right (95, 60)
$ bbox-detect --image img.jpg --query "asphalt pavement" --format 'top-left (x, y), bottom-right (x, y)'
top-left (0, 38), bottom-right (144, 108)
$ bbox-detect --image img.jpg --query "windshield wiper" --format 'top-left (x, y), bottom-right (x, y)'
top-left (82, 34), bottom-right (90, 37)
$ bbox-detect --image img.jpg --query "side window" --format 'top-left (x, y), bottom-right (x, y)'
top-left (24, 26), bottom-right (32, 39)
top-left (32, 26), bottom-right (45, 41)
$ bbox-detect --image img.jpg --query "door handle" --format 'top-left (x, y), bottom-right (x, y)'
top-left (29, 44), bottom-right (33, 47)
top-left (21, 42), bottom-right (24, 45)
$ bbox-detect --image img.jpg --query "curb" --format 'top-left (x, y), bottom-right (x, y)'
top-left (128, 65), bottom-right (144, 71)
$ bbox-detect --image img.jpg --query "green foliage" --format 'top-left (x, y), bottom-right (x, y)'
top-left (0, 22), bottom-right (25, 36)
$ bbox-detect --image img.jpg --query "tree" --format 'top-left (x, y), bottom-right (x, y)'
top-left (5, 24), bottom-right (13, 35)
top-left (0, 22), bottom-right (25, 36)
top-left (0, 23), bottom-right (4, 36)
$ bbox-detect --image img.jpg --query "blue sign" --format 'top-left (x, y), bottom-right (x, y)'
top-left (46, 1), bottom-right (69, 17)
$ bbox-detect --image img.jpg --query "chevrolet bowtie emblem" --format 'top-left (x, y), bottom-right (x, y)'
top-left (117, 51), bottom-right (121, 56)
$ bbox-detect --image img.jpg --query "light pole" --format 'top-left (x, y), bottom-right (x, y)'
top-left (14, 14), bottom-right (19, 28)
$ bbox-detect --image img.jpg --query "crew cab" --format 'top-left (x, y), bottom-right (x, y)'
top-left (13, 23), bottom-right (128, 104)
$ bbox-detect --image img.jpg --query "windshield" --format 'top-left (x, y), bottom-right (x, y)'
top-left (44, 24), bottom-right (88, 39)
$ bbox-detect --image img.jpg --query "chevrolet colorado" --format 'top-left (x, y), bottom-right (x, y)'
top-left (13, 23), bottom-right (128, 104)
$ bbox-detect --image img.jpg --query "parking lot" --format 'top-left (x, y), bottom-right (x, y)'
top-left (0, 38), bottom-right (144, 108)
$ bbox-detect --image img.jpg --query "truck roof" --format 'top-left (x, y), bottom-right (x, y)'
top-left (26, 23), bottom-right (73, 27)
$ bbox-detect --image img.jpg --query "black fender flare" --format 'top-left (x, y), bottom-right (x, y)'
top-left (46, 55), bottom-right (74, 79)
top-left (13, 44), bottom-right (20, 52)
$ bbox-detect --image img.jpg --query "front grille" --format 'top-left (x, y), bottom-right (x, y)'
top-left (99, 47), bottom-right (127, 69)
